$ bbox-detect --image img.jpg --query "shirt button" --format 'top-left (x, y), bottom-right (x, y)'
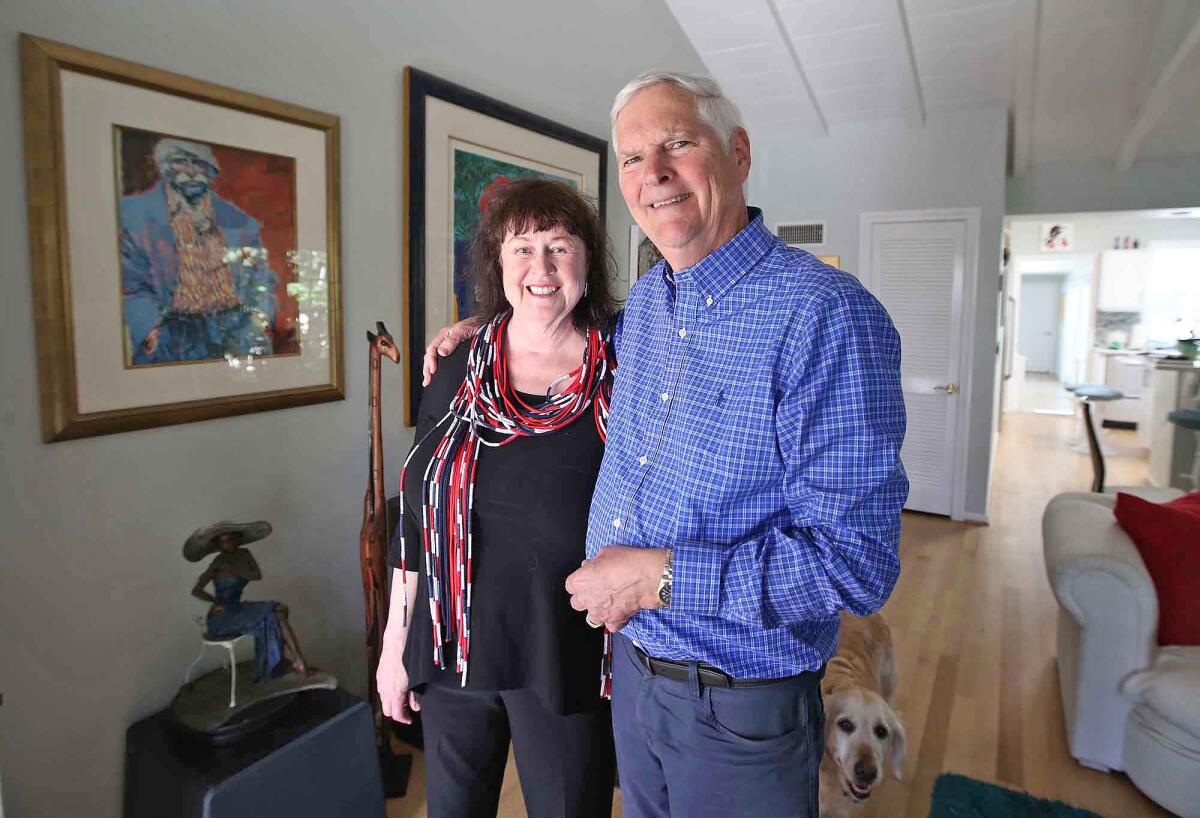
top-left (612, 518), bottom-right (622, 529)
top-left (678, 328), bottom-right (687, 338)
top-left (661, 392), bottom-right (670, 402)
top-left (638, 455), bottom-right (648, 465)
top-left (705, 295), bottom-right (714, 307)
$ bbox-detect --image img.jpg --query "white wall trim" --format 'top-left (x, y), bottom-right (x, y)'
top-left (986, 429), bottom-right (1000, 508)
top-left (1011, 251), bottom-right (1096, 268)
top-left (961, 511), bottom-right (990, 524)
top-left (859, 207), bottom-right (983, 522)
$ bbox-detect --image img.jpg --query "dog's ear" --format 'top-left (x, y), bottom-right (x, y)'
top-left (885, 705), bottom-right (907, 780)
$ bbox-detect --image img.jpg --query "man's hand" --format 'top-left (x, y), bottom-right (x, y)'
top-left (565, 546), bottom-right (669, 632)
top-left (422, 317), bottom-right (482, 385)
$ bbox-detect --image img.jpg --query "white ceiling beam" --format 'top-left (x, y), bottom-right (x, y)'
top-left (892, 0), bottom-right (927, 127)
top-left (1010, 0), bottom-right (1041, 176)
top-left (1116, 9), bottom-right (1200, 171)
top-left (763, 0), bottom-right (828, 135)
top-left (1126, 0), bottom-right (1167, 108)
top-left (663, 0), bottom-right (827, 135)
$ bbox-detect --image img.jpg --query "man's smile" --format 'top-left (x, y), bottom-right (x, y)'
top-left (650, 193), bottom-right (692, 209)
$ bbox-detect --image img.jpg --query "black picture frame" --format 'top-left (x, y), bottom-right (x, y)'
top-left (402, 67), bottom-right (607, 425)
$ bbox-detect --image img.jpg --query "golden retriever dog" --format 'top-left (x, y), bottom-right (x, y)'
top-left (818, 611), bottom-right (907, 818)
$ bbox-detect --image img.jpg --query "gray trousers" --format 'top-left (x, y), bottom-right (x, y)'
top-left (611, 633), bottom-right (824, 818)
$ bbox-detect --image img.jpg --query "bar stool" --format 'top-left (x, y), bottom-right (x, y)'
top-left (1168, 408), bottom-right (1200, 491)
top-left (1073, 384), bottom-right (1124, 492)
top-left (1062, 383), bottom-right (1087, 448)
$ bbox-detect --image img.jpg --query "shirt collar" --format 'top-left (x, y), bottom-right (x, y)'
top-left (659, 207), bottom-right (775, 306)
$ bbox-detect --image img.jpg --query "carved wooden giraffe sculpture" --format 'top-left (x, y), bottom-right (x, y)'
top-left (361, 322), bottom-right (399, 728)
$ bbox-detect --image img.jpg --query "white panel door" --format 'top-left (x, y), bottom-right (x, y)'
top-left (865, 218), bottom-right (967, 517)
top-left (1018, 278), bottom-right (1061, 373)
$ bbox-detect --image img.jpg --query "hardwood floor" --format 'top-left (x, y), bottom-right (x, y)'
top-left (387, 411), bottom-right (1173, 818)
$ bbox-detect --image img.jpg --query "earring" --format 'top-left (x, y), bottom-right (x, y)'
top-left (584, 281), bottom-right (590, 298)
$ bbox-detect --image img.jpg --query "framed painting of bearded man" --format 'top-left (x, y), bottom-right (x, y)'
top-left (403, 67), bottom-right (606, 425)
top-left (20, 35), bottom-right (343, 442)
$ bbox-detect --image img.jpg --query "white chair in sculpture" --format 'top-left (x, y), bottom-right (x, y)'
top-left (184, 615), bottom-right (253, 708)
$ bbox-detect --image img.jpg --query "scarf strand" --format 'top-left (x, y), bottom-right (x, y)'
top-left (397, 313), bottom-right (614, 696)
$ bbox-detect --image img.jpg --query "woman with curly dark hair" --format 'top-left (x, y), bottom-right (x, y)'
top-left (376, 178), bottom-right (618, 818)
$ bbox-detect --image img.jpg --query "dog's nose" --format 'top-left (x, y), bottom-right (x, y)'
top-left (853, 760), bottom-right (878, 785)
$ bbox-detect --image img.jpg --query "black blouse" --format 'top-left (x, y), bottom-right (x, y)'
top-left (388, 343), bottom-right (608, 715)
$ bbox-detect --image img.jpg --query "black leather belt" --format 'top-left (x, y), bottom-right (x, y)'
top-left (632, 645), bottom-right (818, 689)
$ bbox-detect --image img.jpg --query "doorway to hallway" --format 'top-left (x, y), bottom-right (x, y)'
top-left (1019, 372), bottom-right (1075, 415)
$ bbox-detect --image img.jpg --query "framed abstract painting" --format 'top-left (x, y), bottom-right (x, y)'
top-left (403, 67), bottom-right (606, 424)
top-left (20, 35), bottom-right (342, 442)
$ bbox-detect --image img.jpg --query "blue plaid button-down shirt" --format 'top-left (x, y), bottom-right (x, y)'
top-left (587, 209), bottom-right (907, 678)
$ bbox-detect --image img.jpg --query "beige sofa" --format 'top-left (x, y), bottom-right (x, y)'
top-left (1043, 489), bottom-right (1200, 817)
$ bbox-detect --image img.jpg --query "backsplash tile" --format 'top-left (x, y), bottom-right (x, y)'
top-left (1094, 310), bottom-right (1140, 346)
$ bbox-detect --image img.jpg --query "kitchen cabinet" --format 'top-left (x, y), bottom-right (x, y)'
top-left (1105, 356), bottom-right (1146, 426)
top-left (1138, 362), bottom-right (1157, 449)
top-left (1088, 349), bottom-right (1106, 383)
top-left (1086, 350), bottom-right (1146, 428)
top-left (1097, 250), bottom-right (1149, 312)
top-left (1148, 366), bottom-right (1177, 486)
top-left (1146, 364), bottom-right (1200, 489)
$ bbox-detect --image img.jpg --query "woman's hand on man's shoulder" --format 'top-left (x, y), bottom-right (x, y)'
top-left (422, 317), bottom-right (482, 385)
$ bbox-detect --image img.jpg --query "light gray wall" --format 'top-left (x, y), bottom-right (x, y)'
top-left (746, 107), bottom-right (1009, 520)
top-left (1007, 157), bottom-right (1200, 215)
top-left (0, 2), bottom-right (702, 815)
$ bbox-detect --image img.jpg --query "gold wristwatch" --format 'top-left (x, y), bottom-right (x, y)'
top-left (656, 548), bottom-right (673, 608)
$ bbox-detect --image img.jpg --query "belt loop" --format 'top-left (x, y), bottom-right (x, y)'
top-left (687, 661), bottom-right (701, 698)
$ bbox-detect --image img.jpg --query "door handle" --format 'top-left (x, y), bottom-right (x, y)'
top-left (934, 383), bottom-right (959, 394)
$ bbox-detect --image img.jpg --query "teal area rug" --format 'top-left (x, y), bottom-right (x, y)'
top-left (929, 773), bottom-right (1105, 818)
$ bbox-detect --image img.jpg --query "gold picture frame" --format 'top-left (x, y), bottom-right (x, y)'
top-left (20, 34), bottom-right (343, 442)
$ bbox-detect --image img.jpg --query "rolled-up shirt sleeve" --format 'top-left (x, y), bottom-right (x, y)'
top-left (671, 286), bottom-right (908, 628)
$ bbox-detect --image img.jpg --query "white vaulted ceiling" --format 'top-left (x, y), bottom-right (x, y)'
top-left (663, 0), bottom-right (1200, 172)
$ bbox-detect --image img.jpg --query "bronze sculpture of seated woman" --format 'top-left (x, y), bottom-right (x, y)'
top-left (185, 520), bottom-right (307, 682)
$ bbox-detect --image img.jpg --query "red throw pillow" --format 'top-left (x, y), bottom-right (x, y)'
top-left (1114, 492), bottom-right (1200, 645)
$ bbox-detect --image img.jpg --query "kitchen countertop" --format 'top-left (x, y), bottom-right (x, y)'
top-left (1152, 358), bottom-right (1200, 371)
top-left (1091, 347), bottom-right (1199, 370)
top-left (1092, 347), bottom-right (1143, 355)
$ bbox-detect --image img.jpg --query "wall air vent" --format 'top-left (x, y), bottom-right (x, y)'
top-left (776, 222), bottom-right (825, 246)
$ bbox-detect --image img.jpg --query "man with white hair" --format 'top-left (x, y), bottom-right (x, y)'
top-left (120, 137), bottom-right (278, 364)
top-left (424, 71), bottom-right (907, 817)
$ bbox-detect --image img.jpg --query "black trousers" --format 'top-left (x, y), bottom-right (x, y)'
top-left (417, 685), bottom-right (615, 818)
